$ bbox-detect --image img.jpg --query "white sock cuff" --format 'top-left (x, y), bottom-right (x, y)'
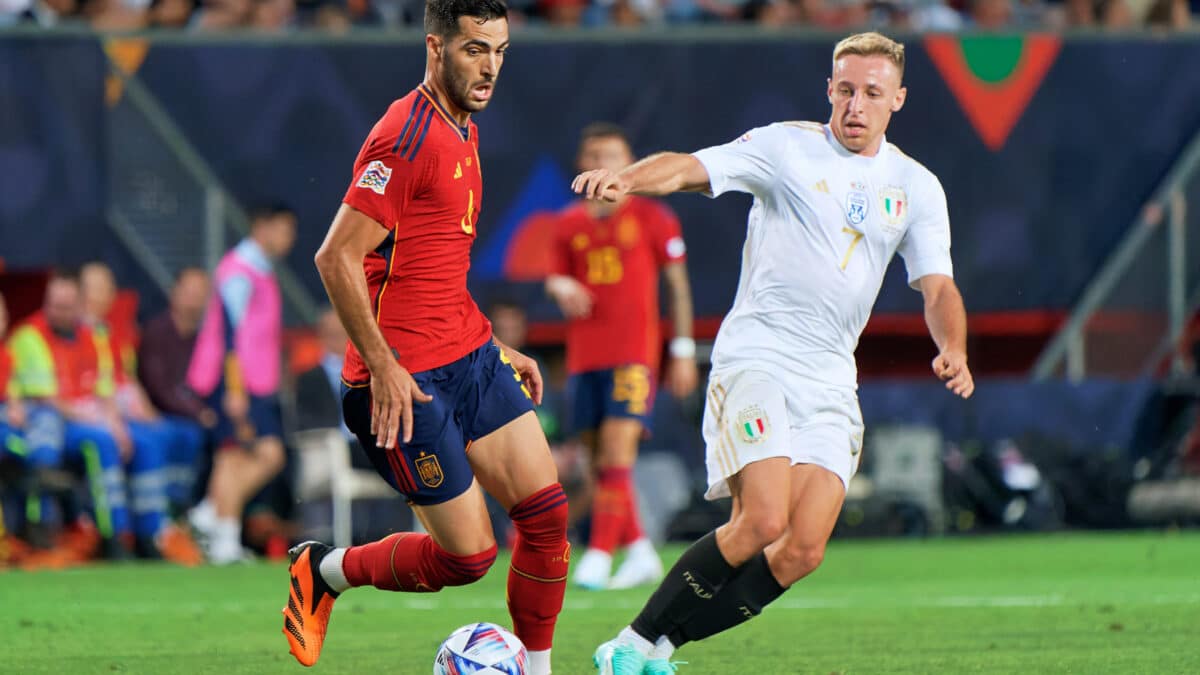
top-left (526, 649), bottom-right (551, 675)
top-left (318, 547), bottom-right (351, 593)
top-left (617, 626), bottom-right (655, 656)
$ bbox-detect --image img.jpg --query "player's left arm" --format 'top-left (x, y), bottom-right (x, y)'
top-left (662, 261), bottom-right (699, 398)
top-left (492, 336), bottom-right (543, 406)
top-left (900, 175), bottom-right (971, 398)
top-left (919, 274), bottom-right (972, 398)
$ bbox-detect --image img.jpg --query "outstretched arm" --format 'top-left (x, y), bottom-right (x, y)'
top-left (572, 152), bottom-right (711, 202)
top-left (919, 274), bottom-right (973, 398)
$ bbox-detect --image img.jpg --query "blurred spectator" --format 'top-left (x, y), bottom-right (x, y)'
top-left (138, 268), bottom-right (217, 430)
top-left (186, 205), bottom-right (295, 564)
top-left (292, 308), bottom-right (356, 440)
top-left (1146, 0), bottom-right (1189, 26)
top-left (82, 263), bottom-right (207, 529)
top-left (967, 0), bottom-right (1013, 27)
top-left (9, 272), bottom-right (136, 560)
top-left (190, 0), bottom-right (252, 28)
top-left (149, 0), bottom-right (195, 26)
top-left (251, 0), bottom-right (294, 28)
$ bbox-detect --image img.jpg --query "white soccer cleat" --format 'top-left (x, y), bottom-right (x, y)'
top-left (572, 548), bottom-right (613, 590)
top-left (609, 539), bottom-right (663, 590)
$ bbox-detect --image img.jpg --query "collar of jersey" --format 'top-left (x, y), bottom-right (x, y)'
top-left (823, 123), bottom-right (888, 163)
top-left (418, 84), bottom-right (471, 143)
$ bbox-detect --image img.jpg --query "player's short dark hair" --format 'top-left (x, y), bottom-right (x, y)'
top-left (249, 203), bottom-right (295, 229)
top-left (48, 266), bottom-right (81, 285)
top-left (424, 0), bottom-right (508, 38)
top-left (579, 122), bottom-right (630, 148)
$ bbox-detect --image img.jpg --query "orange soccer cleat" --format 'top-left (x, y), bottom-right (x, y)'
top-left (282, 541), bottom-right (341, 667)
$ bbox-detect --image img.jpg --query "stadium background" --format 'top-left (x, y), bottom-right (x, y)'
top-left (3, 12), bottom-right (1200, 674)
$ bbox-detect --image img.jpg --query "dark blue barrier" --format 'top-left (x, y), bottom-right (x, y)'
top-left (0, 37), bottom-right (107, 269)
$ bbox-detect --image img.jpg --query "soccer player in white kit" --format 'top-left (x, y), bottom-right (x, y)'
top-left (574, 32), bottom-right (975, 675)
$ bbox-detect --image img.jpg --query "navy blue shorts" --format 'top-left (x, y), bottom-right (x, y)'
top-left (207, 386), bottom-right (283, 445)
top-left (568, 364), bottom-right (656, 434)
top-left (342, 341), bottom-right (535, 506)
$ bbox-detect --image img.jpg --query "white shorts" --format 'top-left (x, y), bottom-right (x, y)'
top-left (702, 368), bottom-right (864, 500)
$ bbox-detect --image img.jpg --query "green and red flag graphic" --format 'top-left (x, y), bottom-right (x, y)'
top-left (924, 35), bottom-right (1061, 151)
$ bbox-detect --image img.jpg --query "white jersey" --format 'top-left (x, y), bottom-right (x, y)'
top-left (693, 121), bottom-right (953, 390)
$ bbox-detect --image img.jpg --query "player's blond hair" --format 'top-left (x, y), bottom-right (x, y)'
top-left (833, 32), bottom-right (905, 81)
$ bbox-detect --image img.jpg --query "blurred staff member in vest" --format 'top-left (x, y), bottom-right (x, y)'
top-left (187, 205), bottom-right (296, 564)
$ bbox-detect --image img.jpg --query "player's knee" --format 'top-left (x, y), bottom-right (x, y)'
top-left (739, 510), bottom-right (788, 550)
top-left (510, 483), bottom-right (569, 541)
top-left (435, 543), bottom-right (498, 587)
top-left (777, 543), bottom-right (825, 583)
top-left (255, 437), bottom-right (287, 475)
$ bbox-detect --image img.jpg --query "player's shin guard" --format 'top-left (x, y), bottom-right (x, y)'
top-left (667, 551), bottom-right (786, 646)
top-left (507, 483), bottom-right (569, 651)
top-left (630, 530), bottom-right (736, 642)
top-left (342, 533), bottom-right (497, 592)
top-left (590, 467), bottom-right (631, 553)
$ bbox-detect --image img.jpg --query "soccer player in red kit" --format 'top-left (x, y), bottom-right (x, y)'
top-left (546, 123), bottom-right (699, 592)
top-left (281, 1), bottom-right (568, 672)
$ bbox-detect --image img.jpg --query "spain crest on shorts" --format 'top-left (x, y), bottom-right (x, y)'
top-left (415, 452), bottom-right (444, 488)
top-left (736, 405), bottom-right (769, 444)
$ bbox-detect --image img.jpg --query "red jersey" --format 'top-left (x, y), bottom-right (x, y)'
top-left (341, 85), bottom-right (493, 381)
top-left (551, 196), bottom-right (686, 375)
top-left (0, 343), bottom-right (12, 403)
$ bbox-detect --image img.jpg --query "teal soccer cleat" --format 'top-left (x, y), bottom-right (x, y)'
top-left (593, 640), bottom-right (649, 675)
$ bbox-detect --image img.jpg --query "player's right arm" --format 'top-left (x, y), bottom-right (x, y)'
top-left (315, 206), bottom-right (431, 449)
top-left (573, 152), bottom-right (710, 202)
top-left (573, 124), bottom-right (786, 202)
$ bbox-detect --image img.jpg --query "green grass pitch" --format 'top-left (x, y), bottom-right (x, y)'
top-left (4, 531), bottom-right (1199, 674)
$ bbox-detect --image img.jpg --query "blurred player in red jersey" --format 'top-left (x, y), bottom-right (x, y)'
top-left (281, 1), bottom-right (568, 672)
top-left (546, 123), bottom-right (699, 591)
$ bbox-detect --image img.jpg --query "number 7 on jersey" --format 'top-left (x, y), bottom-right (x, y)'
top-left (840, 226), bottom-right (864, 270)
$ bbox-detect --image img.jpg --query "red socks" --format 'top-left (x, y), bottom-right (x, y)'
top-left (343, 533), bottom-right (497, 592)
top-left (507, 483), bottom-right (569, 651)
top-left (591, 467), bottom-right (644, 552)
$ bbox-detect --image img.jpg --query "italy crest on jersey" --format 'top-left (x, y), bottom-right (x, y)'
top-left (880, 186), bottom-right (907, 227)
top-left (846, 189), bottom-right (869, 226)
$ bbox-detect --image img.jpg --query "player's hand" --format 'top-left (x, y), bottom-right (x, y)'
top-left (572, 169), bottom-right (629, 203)
top-left (932, 350), bottom-right (974, 398)
top-left (223, 389), bottom-right (250, 422)
top-left (110, 420), bottom-right (134, 463)
top-left (503, 348), bottom-right (544, 406)
top-left (666, 356), bottom-right (699, 399)
top-left (198, 407), bottom-right (219, 429)
top-left (6, 400), bottom-right (27, 429)
top-left (370, 359), bottom-right (432, 449)
top-left (546, 275), bottom-right (594, 319)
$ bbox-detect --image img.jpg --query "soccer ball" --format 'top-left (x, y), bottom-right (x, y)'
top-left (433, 622), bottom-right (527, 675)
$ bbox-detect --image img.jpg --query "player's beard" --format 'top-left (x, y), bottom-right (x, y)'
top-left (440, 61), bottom-right (492, 114)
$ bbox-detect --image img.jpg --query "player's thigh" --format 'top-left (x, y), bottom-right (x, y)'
top-left (468, 411), bottom-right (557, 511)
top-left (595, 416), bottom-right (643, 468)
top-left (718, 456), bottom-right (792, 563)
top-left (702, 369), bottom-right (792, 502)
top-left (461, 343), bottom-right (555, 510)
top-left (413, 479), bottom-right (496, 555)
top-left (341, 379), bottom-right (476, 509)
